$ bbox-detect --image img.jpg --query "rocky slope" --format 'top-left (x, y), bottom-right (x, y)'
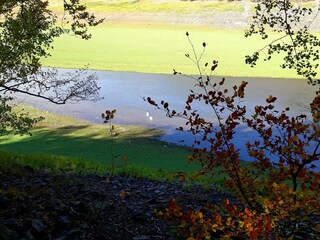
top-left (0, 165), bottom-right (231, 240)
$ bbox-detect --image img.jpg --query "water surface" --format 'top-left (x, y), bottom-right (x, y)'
top-left (15, 70), bottom-right (319, 169)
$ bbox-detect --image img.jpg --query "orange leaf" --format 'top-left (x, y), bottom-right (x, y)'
top-left (245, 208), bottom-right (255, 217)
top-left (195, 210), bottom-right (203, 219)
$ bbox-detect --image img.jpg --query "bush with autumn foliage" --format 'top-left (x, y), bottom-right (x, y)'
top-left (148, 33), bottom-right (320, 239)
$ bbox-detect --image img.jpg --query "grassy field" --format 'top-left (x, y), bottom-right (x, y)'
top-left (0, 149), bottom-right (225, 186)
top-left (42, 24), bottom-right (308, 79)
top-left (0, 105), bottom-right (226, 185)
top-left (42, 0), bottom-right (319, 79)
top-left (0, 105), bottom-right (195, 171)
top-left (0, 105), bottom-right (191, 171)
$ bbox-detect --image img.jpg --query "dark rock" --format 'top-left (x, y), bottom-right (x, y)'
top-left (132, 236), bottom-right (150, 240)
top-left (56, 216), bottom-right (71, 228)
top-left (30, 219), bottom-right (46, 237)
top-left (54, 229), bottom-right (67, 238)
top-left (33, 179), bottom-right (50, 188)
top-left (18, 203), bottom-right (31, 215)
top-left (54, 226), bottom-right (80, 239)
top-left (67, 228), bottom-right (81, 237)
top-left (131, 209), bottom-right (149, 221)
top-left (25, 230), bottom-right (36, 240)
top-left (1, 219), bottom-right (17, 229)
top-left (31, 219), bottom-right (45, 233)
top-left (0, 223), bottom-right (20, 240)
top-left (0, 194), bottom-right (10, 207)
top-left (22, 165), bottom-right (34, 173)
top-left (79, 223), bottom-right (88, 229)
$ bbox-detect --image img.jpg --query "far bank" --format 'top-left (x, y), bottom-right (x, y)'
top-left (42, 24), bottom-right (320, 79)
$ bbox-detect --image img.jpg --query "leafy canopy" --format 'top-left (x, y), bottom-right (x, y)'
top-left (0, 0), bottom-right (103, 136)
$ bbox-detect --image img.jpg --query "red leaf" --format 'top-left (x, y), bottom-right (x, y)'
top-left (231, 111), bottom-right (239, 119)
top-left (266, 95), bottom-right (277, 103)
top-left (147, 97), bottom-right (157, 106)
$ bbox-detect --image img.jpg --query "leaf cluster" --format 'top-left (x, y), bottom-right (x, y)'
top-left (0, 96), bottom-right (43, 136)
top-left (245, 0), bottom-right (320, 85)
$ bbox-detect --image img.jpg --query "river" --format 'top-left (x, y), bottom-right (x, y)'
top-left (14, 69), bottom-right (319, 169)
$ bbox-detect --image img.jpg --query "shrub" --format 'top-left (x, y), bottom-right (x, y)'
top-left (149, 33), bottom-right (320, 239)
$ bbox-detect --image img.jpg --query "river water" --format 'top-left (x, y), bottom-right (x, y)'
top-left (15, 69), bottom-right (319, 169)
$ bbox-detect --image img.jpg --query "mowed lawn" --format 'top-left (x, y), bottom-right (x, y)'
top-left (0, 105), bottom-right (196, 172)
top-left (0, 106), bottom-right (225, 184)
top-left (42, 24), bottom-right (307, 79)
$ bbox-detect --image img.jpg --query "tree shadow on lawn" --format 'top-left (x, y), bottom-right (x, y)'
top-left (0, 124), bottom-right (199, 173)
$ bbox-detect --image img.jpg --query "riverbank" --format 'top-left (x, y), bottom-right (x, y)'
top-left (0, 105), bottom-right (192, 171)
top-left (8, 72), bottom-right (319, 170)
top-left (0, 104), bottom-right (226, 184)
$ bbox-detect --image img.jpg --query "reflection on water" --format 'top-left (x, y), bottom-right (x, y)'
top-left (14, 69), bottom-right (319, 169)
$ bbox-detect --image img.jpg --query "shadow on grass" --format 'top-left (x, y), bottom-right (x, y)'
top-left (0, 124), bottom-right (200, 173)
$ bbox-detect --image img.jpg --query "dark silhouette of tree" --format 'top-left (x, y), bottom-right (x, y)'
top-left (0, 0), bottom-right (103, 136)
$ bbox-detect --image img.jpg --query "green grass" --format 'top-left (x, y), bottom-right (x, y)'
top-left (43, 0), bottom-right (320, 79)
top-left (49, 0), bottom-right (244, 14)
top-left (0, 105), bottom-right (193, 171)
top-left (0, 104), bottom-right (226, 186)
top-left (42, 24), bottom-right (318, 79)
top-left (0, 150), bottom-right (225, 187)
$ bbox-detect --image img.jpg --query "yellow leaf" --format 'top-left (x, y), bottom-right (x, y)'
top-left (227, 216), bottom-right (233, 225)
top-left (239, 220), bottom-right (245, 228)
top-left (119, 190), bottom-right (130, 198)
top-left (211, 224), bottom-right (219, 232)
top-left (196, 210), bottom-right (203, 219)
top-left (313, 223), bottom-right (320, 232)
top-left (205, 234), bottom-right (211, 240)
